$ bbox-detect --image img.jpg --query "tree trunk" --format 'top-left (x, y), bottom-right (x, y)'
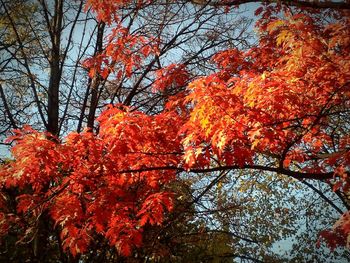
top-left (87, 22), bottom-right (105, 130)
top-left (47, 0), bottom-right (63, 136)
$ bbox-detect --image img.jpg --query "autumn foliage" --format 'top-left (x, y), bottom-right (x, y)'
top-left (1, 0), bottom-right (350, 259)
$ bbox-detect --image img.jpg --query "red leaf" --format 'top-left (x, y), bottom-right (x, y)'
top-left (255, 7), bottom-right (264, 16)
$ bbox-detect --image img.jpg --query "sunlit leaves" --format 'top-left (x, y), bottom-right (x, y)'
top-left (0, 105), bottom-right (184, 257)
top-left (180, 12), bottom-right (350, 175)
top-left (0, 1), bottom-right (350, 258)
top-left (177, 10), bottom-right (350, 250)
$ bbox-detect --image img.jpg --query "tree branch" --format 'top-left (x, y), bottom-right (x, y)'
top-left (204, 0), bottom-right (350, 10)
top-left (114, 164), bottom-right (335, 180)
top-left (300, 180), bottom-right (344, 214)
top-left (0, 83), bottom-right (17, 129)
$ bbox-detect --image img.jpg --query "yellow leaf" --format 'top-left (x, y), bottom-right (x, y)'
top-left (216, 131), bottom-right (226, 151)
top-left (276, 30), bottom-right (291, 46)
top-left (251, 139), bottom-right (259, 150)
top-left (200, 118), bottom-right (209, 129)
top-left (267, 20), bottom-right (285, 33)
top-left (195, 147), bottom-right (202, 157)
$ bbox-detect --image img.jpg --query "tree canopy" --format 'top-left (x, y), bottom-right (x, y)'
top-left (0, 0), bottom-right (350, 262)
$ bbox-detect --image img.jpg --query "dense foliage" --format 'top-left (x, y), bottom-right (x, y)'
top-left (0, 0), bottom-right (350, 262)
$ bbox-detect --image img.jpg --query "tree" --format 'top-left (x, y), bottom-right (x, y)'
top-left (0, 0), bottom-right (350, 262)
top-left (0, 0), bottom-right (252, 139)
top-left (0, 0), bottom-right (254, 261)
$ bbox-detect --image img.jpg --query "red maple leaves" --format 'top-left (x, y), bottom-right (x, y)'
top-left (152, 64), bottom-right (190, 92)
top-left (83, 25), bottom-right (156, 80)
top-left (0, 106), bottom-right (181, 256)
